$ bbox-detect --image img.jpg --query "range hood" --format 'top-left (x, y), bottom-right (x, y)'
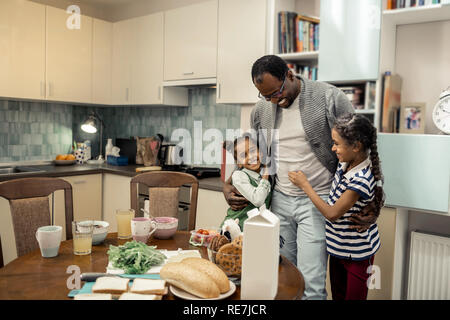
top-left (163, 77), bottom-right (216, 87)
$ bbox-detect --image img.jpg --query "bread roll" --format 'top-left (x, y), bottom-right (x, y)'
top-left (181, 258), bottom-right (230, 293)
top-left (160, 262), bottom-right (220, 299)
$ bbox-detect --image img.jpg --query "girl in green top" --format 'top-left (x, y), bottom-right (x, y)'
top-left (221, 135), bottom-right (272, 231)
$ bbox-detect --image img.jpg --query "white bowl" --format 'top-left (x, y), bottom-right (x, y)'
top-left (92, 220), bottom-right (109, 245)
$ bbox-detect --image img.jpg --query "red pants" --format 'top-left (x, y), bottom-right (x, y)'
top-left (329, 254), bottom-right (375, 300)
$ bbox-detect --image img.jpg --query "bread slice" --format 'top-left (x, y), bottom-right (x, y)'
top-left (160, 262), bottom-right (220, 299)
top-left (181, 258), bottom-right (230, 293)
top-left (119, 292), bottom-right (161, 300)
top-left (74, 293), bottom-right (112, 300)
top-left (91, 276), bottom-right (130, 295)
top-left (130, 279), bottom-right (166, 295)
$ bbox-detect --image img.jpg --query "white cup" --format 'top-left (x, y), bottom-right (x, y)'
top-left (35, 225), bottom-right (62, 258)
top-left (131, 217), bottom-right (157, 243)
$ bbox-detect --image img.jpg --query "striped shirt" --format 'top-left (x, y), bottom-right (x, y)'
top-left (326, 158), bottom-right (380, 260)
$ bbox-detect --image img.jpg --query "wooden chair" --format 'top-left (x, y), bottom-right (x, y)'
top-left (130, 171), bottom-right (199, 231)
top-left (0, 177), bottom-right (73, 267)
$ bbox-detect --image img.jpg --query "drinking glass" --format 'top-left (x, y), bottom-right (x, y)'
top-left (116, 209), bottom-right (135, 239)
top-left (72, 221), bottom-right (94, 255)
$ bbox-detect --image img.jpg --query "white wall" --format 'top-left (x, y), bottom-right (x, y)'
top-left (395, 20), bottom-right (450, 135)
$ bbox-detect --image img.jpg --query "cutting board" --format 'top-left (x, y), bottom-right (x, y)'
top-left (135, 166), bottom-right (162, 173)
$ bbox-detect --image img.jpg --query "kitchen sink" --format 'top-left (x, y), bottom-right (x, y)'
top-left (0, 166), bottom-right (45, 175)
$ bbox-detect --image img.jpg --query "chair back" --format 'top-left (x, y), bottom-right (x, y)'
top-left (130, 171), bottom-right (198, 231)
top-left (0, 177), bottom-right (74, 262)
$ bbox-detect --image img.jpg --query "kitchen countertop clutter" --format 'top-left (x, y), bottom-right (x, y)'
top-left (0, 162), bottom-right (224, 192)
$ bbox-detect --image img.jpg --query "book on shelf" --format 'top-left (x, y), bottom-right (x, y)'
top-left (387, 0), bottom-right (440, 9)
top-left (287, 63), bottom-right (318, 81)
top-left (380, 72), bottom-right (402, 133)
top-left (278, 11), bottom-right (320, 54)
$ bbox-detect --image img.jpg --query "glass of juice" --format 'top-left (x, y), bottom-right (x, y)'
top-left (116, 209), bottom-right (135, 239)
top-left (72, 221), bottom-right (94, 255)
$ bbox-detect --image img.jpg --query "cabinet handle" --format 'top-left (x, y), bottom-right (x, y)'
top-left (217, 83), bottom-right (221, 99)
top-left (158, 86), bottom-right (161, 101)
top-left (73, 180), bottom-right (86, 185)
top-left (183, 72), bottom-right (194, 75)
top-left (47, 82), bottom-right (52, 97)
top-left (126, 88), bottom-right (129, 102)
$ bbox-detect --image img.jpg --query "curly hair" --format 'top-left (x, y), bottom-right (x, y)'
top-left (333, 114), bottom-right (384, 216)
top-left (251, 55), bottom-right (289, 84)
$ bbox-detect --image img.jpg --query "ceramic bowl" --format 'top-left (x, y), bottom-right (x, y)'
top-left (92, 220), bottom-right (109, 245)
top-left (153, 217), bottom-right (178, 239)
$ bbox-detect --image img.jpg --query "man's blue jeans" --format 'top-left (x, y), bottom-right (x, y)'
top-left (272, 189), bottom-right (328, 300)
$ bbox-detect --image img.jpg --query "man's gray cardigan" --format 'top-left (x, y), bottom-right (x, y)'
top-left (250, 76), bottom-right (354, 175)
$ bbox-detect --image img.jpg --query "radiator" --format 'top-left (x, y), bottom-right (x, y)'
top-left (407, 231), bottom-right (450, 300)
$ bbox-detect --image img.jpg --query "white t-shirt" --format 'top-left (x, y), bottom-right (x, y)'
top-left (273, 95), bottom-right (333, 196)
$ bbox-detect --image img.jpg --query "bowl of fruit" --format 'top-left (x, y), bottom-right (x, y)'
top-left (54, 154), bottom-right (76, 165)
top-left (189, 228), bottom-right (219, 247)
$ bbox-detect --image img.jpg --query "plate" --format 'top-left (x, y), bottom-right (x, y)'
top-left (169, 280), bottom-right (236, 300)
top-left (54, 160), bottom-right (76, 165)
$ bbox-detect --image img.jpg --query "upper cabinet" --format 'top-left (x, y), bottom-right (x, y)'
top-left (0, 0), bottom-right (46, 100)
top-left (46, 6), bottom-right (93, 103)
top-left (216, 0), bottom-right (267, 104)
top-left (164, 0), bottom-right (218, 82)
top-left (318, 0), bottom-right (382, 82)
top-left (92, 18), bottom-right (112, 105)
top-left (111, 18), bottom-right (135, 105)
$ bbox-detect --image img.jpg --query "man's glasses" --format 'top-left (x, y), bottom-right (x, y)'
top-left (258, 76), bottom-right (286, 101)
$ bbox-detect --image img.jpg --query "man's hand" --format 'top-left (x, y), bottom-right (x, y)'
top-left (223, 176), bottom-right (248, 211)
top-left (348, 201), bottom-right (381, 232)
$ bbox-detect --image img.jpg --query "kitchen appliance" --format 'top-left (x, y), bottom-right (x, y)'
top-left (159, 144), bottom-right (184, 168)
top-left (115, 138), bottom-right (137, 164)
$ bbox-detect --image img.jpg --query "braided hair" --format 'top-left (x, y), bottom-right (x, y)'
top-left (333, 114), bottom-right (384, 216)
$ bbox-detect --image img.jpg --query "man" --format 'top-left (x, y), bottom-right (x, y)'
top-left (223, 55), bottom-right (379, 300)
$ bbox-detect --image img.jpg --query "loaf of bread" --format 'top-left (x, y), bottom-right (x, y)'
top-left (181, 257), bottom-right (230, 293)
top-left (160, 262), bottom-right (220, 299)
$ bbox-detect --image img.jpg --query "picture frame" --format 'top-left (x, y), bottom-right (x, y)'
top-left (399, 102), bottom-right (426, 134)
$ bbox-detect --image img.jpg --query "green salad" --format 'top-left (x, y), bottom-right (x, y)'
top-left (107, 241), bottom-right (167, 274)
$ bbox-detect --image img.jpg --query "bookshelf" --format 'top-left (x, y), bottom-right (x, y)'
top-left (379, 0), bottom-right (450, 133)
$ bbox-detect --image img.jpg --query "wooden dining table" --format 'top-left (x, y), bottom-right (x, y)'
top-left (0, 231), bottom-right (304, 300)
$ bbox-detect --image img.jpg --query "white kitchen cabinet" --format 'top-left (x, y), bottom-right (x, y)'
top-left (133, 13), bottom-right (164, 105)
top-left (92, 18), bottom-right (112, 105)
top-left (196, 189), bottom-right (228, 230)
top-left (102, 173), bottom-right (131, 233)
top-left (46, 6), bottom-right (93, 104)
top-left (216, 0), bottom-right (267, 104)
top-left (164, 0), bottom-right (218, 82)
top-left (53, 174), bottom-right (103, 240)
top-left (0, 0), bottom-right (46, 100)
top-left (112, 18), bottom-right (135, 105)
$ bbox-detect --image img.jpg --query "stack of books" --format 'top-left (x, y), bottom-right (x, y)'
top-left (386, 0), bottom-right (441, 10)
top-left (278, 12), bottom-right (319, 54)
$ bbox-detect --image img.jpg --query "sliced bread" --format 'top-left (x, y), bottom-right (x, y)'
top-left (130, 278), bottom-right (167, 295)
top-left (91, 276), bottom-right (129, 295)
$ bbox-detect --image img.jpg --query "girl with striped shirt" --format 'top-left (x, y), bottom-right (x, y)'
top-left (288, 114), bottom-right (384, 300)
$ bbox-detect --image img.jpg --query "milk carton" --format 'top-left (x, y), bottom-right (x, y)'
top-left (241, 207), bottom-right (280, 300)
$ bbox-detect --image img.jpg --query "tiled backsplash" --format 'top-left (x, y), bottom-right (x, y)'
top-left (1, 88), bottom-right (241, 164)
top-left (0, 100), bottom-right (73, 163)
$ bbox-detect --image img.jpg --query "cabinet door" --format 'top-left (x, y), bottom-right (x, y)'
top-left (196, 189), bottom-right (229, 229)
top-left (216, 0), bottom-right (266, 104)
top-left (133, 13), bottom-right (164, 105)
top-left (164, 0), bottom-right (218, 81)
top-left (318, 0), bottom-right (382, 82)
top-left (102, 173), bottom-right (131, 233)
top-left (46, 6), bottom-right (93, 103)
top-left (92, 18), bottom-right (112, 105)
top-left (54, 174), bottom-right (102, 239)
top-left (112, 19), bottom-right (135, 104)
top-left (0, 0), bottom-right (45, 100)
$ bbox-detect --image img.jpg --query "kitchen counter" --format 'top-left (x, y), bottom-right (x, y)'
top-left (0, 163), bottom-right (224, 192)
